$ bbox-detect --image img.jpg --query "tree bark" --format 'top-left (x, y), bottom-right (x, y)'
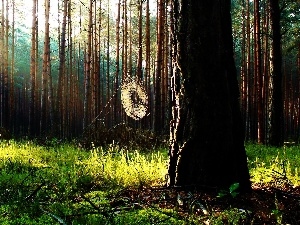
top-left (137, 0), bottom-right (143, 80)
top-left (145, 0), bottom-right (151, 128)
top-left (168, 0), bottom-right (251, 191)
top-left (41, 0), bottom-right (51, 134)
top-left (57, 0), bottom-right (68, 137)
top-left (83, 0), bottom-right (93, 130)
top-left (269, 0), bottom-right (284, 146)
top-left (254, 0), bottom-right (264, 143)
top-left (114, 0), bottom-right (121, 124)
top-left (10, 0), bottom-right (15, 133)
top-left (30, 0), bottom-right (38, 136)
top-left (154, 0), bottom-right (164, 134)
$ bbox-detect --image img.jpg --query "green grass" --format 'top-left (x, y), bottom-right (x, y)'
top-left (0, 140), bottom-right (299, 224)
top-left (0, 140), bottom-right (170, 224)
top-left (246, 143), bottom-right (300, 186)
top-left (79, 148), bottom-right (167, 187)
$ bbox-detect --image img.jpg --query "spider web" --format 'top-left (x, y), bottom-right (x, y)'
top-left (121, 78), bottom-right (148, 120)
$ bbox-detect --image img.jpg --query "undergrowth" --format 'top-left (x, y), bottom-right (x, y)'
top-left (247, 143), bottom-right (300, 187)
top-left (0, 140), bottom-right (299, 224)
top-left (0, 140), bottom-right (169, 224)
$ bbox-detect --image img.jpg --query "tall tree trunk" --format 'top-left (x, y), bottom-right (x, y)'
top-left (168, 0), bottom-right (251, 191)
top-left (254, 0), bottom-right (264, 143)
top-left (128, 2), bottom-right (133, 77)
top-left (240, 0), bottom-right (248, 140)
top-left (57, 0), bottom-right (68, 138)
top-left (114, 0), bottom-right (121, 124)
top-left (121, 0), bottom-right (128, 123)
top-left (10, 0), bottom-right (15, 133)
top-left (66, 0), bottom-right (73, 138)
top-left (137, 0), bottom-right (143, 80)
top-left (154, 0), bottom-right (164, 134)
top-left (297, 43), bottom-right (300, 142)
top-left (30, 0), bottom-right (38, 136)
top-left (41, 0), bottom-right (51, 134)
top-left (262, 0), bottom-right (270, 142)
top-left (3, 0), bottom-right (9, 130)
top-left (0, 0), bottom-right (4, 127)
top-left (269, 0), bottom-right (284, 146)
top-left (0, 0), bottom-right (4, 128)
top-left (145, 0), bottom-right (151, 128)
top-left (106, 4), bottom-right (111, 127)
top-left (246, 0), bottom-right (252, 141)
top-left (164, 3), bottom-right (170, 132)
top-left (83, 0), bottom-right (93, 130)
top-left (122, 0), bottom-right (128, 80)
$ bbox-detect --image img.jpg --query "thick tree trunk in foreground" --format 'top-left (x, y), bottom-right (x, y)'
top-left (168, 0), bottom-right (251, 191)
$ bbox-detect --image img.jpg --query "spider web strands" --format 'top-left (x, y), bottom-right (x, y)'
top-left (121, 78), bottom-right (148, 121)
top-left (82, 76), bottom-right (149, 136)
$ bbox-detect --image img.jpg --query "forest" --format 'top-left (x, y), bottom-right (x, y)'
top-left (0, 0), bottom-right (300, 224)
top-left (0, 0), bottom-right (298, 144)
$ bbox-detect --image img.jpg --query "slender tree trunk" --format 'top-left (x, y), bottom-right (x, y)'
top-left (240, 0), bottom-right (248, 140)
top-left (10, 0), bottom-right (15, 133)
top-left (145, 0), bottom-right (151, 128)
top-left (254, 0), bottom-right (264, 143)
top-left (30, 0), bottom-right (38, 136)
top-left (123, 0), bottom-right (128, 79)
top-left (83, 0), bottom-right (93, 130)
top-left (114, 0), bottom-right (121, 124)
top-left (269, 0), bottom-right (284, 146)
top-left (57, 0), bottom-right (68, 137)
top-left (161, 1), bottom-right (168, 132)
top-left (128, 2), bottom-right (133, 77)
top-left (154, 0), bottom-right (164, 134)
top-left (41, 0), bottom-right (51, 134)
top-left (0, 0), bottom-right (4, 127)
top-left (246, 0), bottom-right (252, 140)
top-left (137, 0), bottom-right (143, 80)
top-left (297, 43), bottom-right (300, 142)
top-left (106, 3), bottom-right (111, 127)
top-left (262, 0), bottom-right (270, 142)
top-left (35, 0), bottom-right (40, 135)
top-left (67, 1), bottom-right (72, 137)
top-left (95, 0), bottom-right (102, 134)
top-left (3, 0), bottom-right (9, 130)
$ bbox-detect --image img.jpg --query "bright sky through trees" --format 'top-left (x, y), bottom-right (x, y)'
top-left (12, 0), bottom-right (157, 33)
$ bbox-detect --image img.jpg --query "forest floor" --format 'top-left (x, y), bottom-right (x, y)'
top-left (0, 140), bottom-right (299, 224)
top-left (113, 183), bottom-right (300, 224)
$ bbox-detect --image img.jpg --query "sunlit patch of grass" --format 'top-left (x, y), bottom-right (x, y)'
top-left (249, 156), bottom-right (300, 186)
top-left (79, 148), bottom-right (168, 188)
top-left (0, 140), bottom-right (48, 169)
top-left (0, 140), bottom-right (169, 224)
top-left (246, 143), bottom-right (300, 187)
top-left (1, 140), bottom-right (299, 224)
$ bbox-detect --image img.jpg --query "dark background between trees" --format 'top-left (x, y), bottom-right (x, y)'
top-left (0, 0), bottom-right (299, 147)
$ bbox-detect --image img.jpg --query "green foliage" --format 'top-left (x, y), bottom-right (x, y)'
top-left (79, 147), bottom-right (167, 187)
top-left (246, 143), bottom-right (300, 187)
top-left (208, 208), bottom-right (247, 225)
top-left (113, 209), bottom-right (184, 225)
top-left (1, 141), bottom-right (299, 224)
top-left (217, 183), bottom-right (240, 198)
top-left (271, 194), bottom-right (283, 224)
top-left (0, 140), bottom-right (169, 224)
